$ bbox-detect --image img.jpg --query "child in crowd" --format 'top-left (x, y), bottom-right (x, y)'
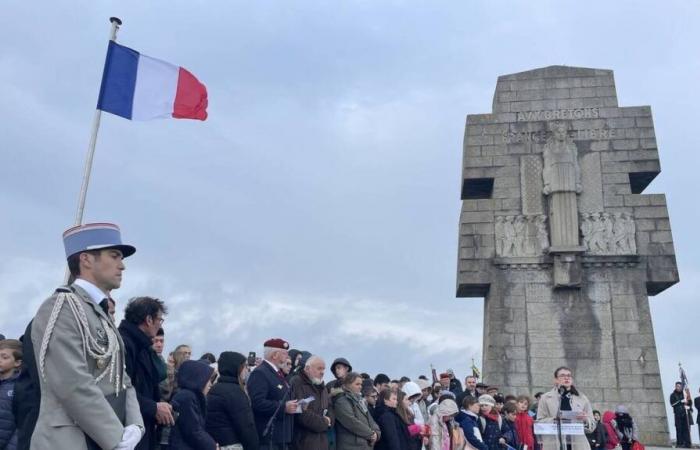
top-left (499, 403), bottom-right (520, 449)
top-left (586, 410), bottom-right (608, 450)
top-left (457, 395), bottom-right (488, 450)
top-left (479, 395), bottom-right (502, 450)
top-left (170, 360), bottom-right (218, 450)
top-left (514, 395), bottom-right (535, 450)
top-left (0, 339), bottom-right (22, 450)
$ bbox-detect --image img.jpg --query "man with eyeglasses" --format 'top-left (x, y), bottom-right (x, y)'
top-left (119, 296), bottom-right (173, 450)
top-left (536, 366), bottom-right (595, 450)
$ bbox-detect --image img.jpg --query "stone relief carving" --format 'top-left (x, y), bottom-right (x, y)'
top-left (495, 214), bottom-right (549, 257)
top-left (580, 212), bottom-right (636, 255)
top-left (542, 121), bottom-right (582, 195)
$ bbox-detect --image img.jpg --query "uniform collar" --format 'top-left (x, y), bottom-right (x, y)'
top-left (73, 278), bottom-right (108, 303)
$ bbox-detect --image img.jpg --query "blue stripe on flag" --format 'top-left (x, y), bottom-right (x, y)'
top-left (97, 41), bottom-right (139, 119)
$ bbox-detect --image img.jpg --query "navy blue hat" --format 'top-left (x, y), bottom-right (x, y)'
top-left (63, 223), bottom-right (136, 259)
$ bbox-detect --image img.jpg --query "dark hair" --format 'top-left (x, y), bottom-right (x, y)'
top-left (554, 366), bottom-right (572, 377)
top-left (465, 375), bottom-right (478, 382)
top-left (67, 250), bottom-right (101, 277)
top-left (418, 375), bottom-right (428, 381)
top-left (360, 372), bottom-right (371, 380)
top-left (391, 379), bottom-right (399, 384)
top-left (593, 410), bottom-right (601, 415)
top-left (342, 372), bottom-right (362, 387)
top-left (399, 376), bottom-right (411, 383)
top-left (374, 373), bottom-right (390, 386)
top-left (200, 353), bottom-right (216, 364)
top-left (461, 395), bottom-right (479, 409)
top-left (156, 328), bottom-right (164, 336)
top-left (494, 394), bottom-right (505, 404)
top-left (503, 402), bottom-right (518, 415)
top-left (534, 392), bottom-right (544, 399)
top-left (124, 297), bottom-right (167, 325)
top-left (504, 395), bottom-right (516, 403)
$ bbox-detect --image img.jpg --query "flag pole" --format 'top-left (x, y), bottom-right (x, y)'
top-left (73, 17), bottom-right (122, 227)
top-left (65, 17), bottom-right (121, 285)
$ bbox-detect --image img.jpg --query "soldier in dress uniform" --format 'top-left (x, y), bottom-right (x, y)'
top-left (247, 338), bottom-right (299, 450)
top-left (30, 223), bottom-right (144, 450)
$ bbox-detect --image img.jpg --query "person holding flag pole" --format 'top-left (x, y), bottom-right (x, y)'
top-left (29, 17), bottom-right (209, 450)
top-left (671, 363), bottom-right (693, 448)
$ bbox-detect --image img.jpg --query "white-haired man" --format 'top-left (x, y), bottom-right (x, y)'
top-left (248, 338), bottom-right (298, 449)
top-left (290, 356), bottom-right (333, 450)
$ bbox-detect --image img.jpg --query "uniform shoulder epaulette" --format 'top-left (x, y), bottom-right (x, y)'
top-left (54, 285), bottom-right (74, 294)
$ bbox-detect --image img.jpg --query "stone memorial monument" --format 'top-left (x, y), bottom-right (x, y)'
top-left (456, 66), bottom-right (678, 444)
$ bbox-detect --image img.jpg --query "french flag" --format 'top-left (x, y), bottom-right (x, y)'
top-left (97, 41), bottom-right (208, 121)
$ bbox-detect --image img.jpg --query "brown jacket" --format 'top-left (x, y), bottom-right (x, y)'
top-left (536, 387), bottom-right (595, 450)
top-left (290, 371), bottom-right (334, 450)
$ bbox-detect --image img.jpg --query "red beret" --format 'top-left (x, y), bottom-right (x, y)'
top-left (264, 338), bottom-right (289, 350)
top-left (439, 372), bottom-right (450, 379)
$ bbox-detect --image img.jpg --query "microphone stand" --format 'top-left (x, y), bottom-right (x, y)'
top-left (263, 384), bottom-right (290, 450)
top-left (555, 388), bottom-right (565, 450)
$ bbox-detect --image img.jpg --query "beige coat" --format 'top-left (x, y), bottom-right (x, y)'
top-left (30, 284), bottom-right (143, 450)
top-left (536, 388), bottom-right (595, 450)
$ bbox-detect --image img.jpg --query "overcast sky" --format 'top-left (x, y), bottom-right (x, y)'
top-left (2, 0), bottom-right (699, 439)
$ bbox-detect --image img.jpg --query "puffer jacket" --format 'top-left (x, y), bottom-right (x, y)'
top-left (0, 371), bottom-right (19, 450)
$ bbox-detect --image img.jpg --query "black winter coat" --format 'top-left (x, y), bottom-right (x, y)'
top-left (13, 321), bottom-right (40, 450)
top-left (499, 418), bottom-right (519, 449)
top-left (119, 320), bottom-right (161, 450)
top-left (247, 361), bottom-right (294, 445)
top-left (205, 375), bottom-right (259, 449)
top-left (375, 408), bottom-right (410, 450)
top-left (170, 361), bottom-right (217, 450)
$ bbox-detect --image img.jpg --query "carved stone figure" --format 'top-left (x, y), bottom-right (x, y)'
top-left (535, 215), bottom-right (549, 253)
top-left (495, 214), bottom-right (549, 257)
top-left (580, 212), bottom-right (637, 255)
top-left (542, 121), bottom-right (582, 195)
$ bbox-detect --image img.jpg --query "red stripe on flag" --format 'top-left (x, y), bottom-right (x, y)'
top-left (173, 67), bottom-right (208, 120)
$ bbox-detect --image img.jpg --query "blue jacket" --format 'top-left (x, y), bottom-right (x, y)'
top-left (170, 361), bottom-right (217, 450)
top-left (500, 417), bottom-right (519, 449)
top-left (247, 361), bottom-right (294, 444)
top-left (456, 410), bottom-right (488, 450)
top-left (0, 370), bottom-right (19, 450)
top-left (479, 414), bottom-right (503, 450)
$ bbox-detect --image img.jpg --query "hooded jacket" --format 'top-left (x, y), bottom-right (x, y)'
top-left (205, 352), bottom-right (259, 449)
top-left (327, 358), bottom-right (353, 392)
top-left (170, 360), bottom-right (217, 450)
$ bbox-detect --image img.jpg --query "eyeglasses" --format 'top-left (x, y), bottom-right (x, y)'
top-left (557, 373), bottom-right (573, 379)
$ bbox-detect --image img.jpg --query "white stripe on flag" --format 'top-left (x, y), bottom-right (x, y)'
top-left (132, 55), bottom-right (179, 120)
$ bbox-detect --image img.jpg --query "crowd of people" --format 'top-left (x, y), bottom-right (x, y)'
top-left (0, 225), bottom-right (695, 450)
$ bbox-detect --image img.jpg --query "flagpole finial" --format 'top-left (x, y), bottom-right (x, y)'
top-left (110, 17), bottom-right (122, 26)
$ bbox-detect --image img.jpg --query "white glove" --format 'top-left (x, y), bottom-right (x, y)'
top-left (114, 424), bottom-right (143, 450)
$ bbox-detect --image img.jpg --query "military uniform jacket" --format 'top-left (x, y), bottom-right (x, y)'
top-left (247, 361), bottom-right (294, 444)
top-left (30, 284), bottom-right (143, 450)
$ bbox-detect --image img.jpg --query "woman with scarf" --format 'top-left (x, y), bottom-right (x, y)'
top-left (206, 351), bottom-right (259, 450)
top-left (333, 372), bottom-right (381, 450)
top-left (536, 367), bottom-right (595, 450)
top-left (610, 405), bottom-right (638, 450)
